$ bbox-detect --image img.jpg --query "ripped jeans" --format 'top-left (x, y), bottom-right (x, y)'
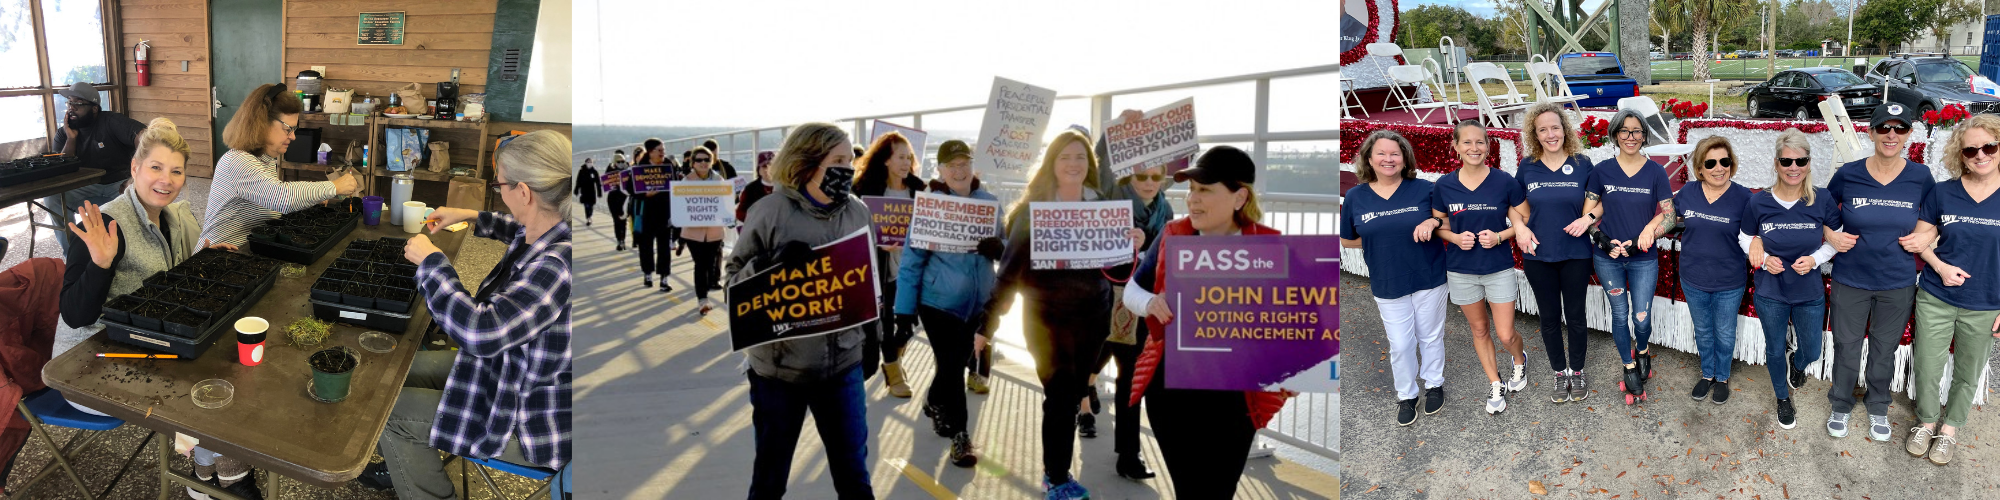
top-left (1592, 255), bottom-right (1659, 365)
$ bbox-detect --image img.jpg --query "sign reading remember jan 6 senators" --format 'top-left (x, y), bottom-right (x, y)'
top-left (907, 191), bottom-right (1000, 253)
top-left (728, 229), bottom-right (880, 351)
top-left (1160, 235), bottom-right (1339, 392)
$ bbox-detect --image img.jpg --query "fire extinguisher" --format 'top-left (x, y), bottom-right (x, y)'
top-left (134, 40), bottom-right (151, 86)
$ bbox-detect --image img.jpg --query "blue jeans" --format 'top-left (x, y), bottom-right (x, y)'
top-left (747, 365), bottom-right (873, 500)
top-left (40, 180), bottom-right (123, 253)
top-left (1682, 280), bottom-right (1744, 382)
top-left (1592, 255), bottom-right (1659, 365)
top-left (1754, 295), bottom-right (1825, 400)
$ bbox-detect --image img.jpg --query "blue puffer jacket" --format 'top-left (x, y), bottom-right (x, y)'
top-left (895, 181), bottom-right (1001, 321)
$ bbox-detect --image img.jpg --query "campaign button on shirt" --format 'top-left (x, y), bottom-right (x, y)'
top-left (1743, 188), bottom-right (1840, 304)
top-left (1586, 159), bottom-right (1673, 262)
top-left (1918, 179), bottom-right (2000, 310)
top-left (1673, 182), bottom-right (1753, 292)
top-left (1826, 159), bottom-right (1935, 290)
top-left (1435, 169), bottom-right (1526, 275)
top-left (1516, 155), bottom-right (1595, 262)
top-left (1342, 179), bottom-right (1446, 300)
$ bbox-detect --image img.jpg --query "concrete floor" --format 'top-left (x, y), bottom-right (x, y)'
top-left (2, 177), bottom-right (543, 499)
top-left (1338, 273), bottom-right (2000, 499)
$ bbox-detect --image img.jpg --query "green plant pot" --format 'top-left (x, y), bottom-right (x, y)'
top-left (307, 347), bottom-right (358, 403)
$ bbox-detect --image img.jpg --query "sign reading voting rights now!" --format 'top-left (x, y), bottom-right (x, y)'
top-left (1160, 235), bottom-right (1339, 392)
top-left (671, 180), bottom-right (735, 227)
top-left (728, 229), bottom-right (881, 351)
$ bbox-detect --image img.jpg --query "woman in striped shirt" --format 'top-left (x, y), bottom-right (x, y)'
top-left (199, 84), bottom-right (359, 246)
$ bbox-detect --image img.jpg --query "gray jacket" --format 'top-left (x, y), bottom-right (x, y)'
top-left (726, 186), bottom-right (874, 384)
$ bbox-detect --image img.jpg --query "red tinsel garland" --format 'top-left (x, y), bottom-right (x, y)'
top-left (1339, 0), bottom-right (1404, 67)
top-left (1340, 119), bottom-right (1519, 173)
top-left (1910, 142), bottom-right (1926, 164)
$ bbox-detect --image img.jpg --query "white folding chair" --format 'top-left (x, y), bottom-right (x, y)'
top-left (1341, 76), bottom-right (1370, 119)
top-left (1527, 61), bottom-right (1588, 114)
top-left (1367, 43), bottom-right (1420, 111)
top-left (1615, 96), bottom-right (1675, 146)
top-left (1406, 58), bottom-right (1469, 124)
top-left (1819, 99), bottom-right (1871, 163)
top-left (1463, 62), bottom-right (1534, 128)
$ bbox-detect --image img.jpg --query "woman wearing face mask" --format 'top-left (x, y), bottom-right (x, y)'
top-left (1822, 102), bottom-right (1934, 442)
top-left (607, 151), bottom-right (632, 250)
top-left (987, 129), bottom-right (1144, 500)
top-left (1671, 136), bottom-right (1754, 406)
top-left (62, 118), bottom-right (263, 499)
top-left (1741, 129), bottom-right (1839, 429)
top-left (1431, 122), bottom-right (1529, 415)
top-left (1342, 130), bottom-right (1448, 426)
top-left (854, 131), bottom-right (926, 398)
top-left (1123, 145), bottom-right (1289, 498)
top-left (201, 84), bottom-right (361, 246)
top-left (1902, 113), bottom-right (2000, 466)
top-left (728, 123), bottom-right (875, 500)
top-left (631, 139), bottom-right (679, 291)
top-left (1581, 110), bottom-right (1674, 405)
top-left (575, 157), bottom-right (600, 226)
top-left (895, 139), bottom-right (1003, 468)
top-left (737, 151), bottom-right (777, 226)
top-left (1509, 102), bottom-right (1597, 404)
top-left (682, 146), bottom-right (728, 315)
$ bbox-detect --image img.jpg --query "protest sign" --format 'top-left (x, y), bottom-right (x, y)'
top-left (1159, 235), bottom-right (1339, 392)
top-left (1028, 201), bottom-right (1134, 270)
top-left (670, 180), bottom-right (735, 227)
top-left (728, 228), bottom-right (880, 351)
top-left (863, 197), bottom-right (913, 247)
top-left (1104, 98), bottom-right (1200, 178)
top-left (627, 165), bottom-right (672, 194)
top-left (907, 191), bottom-right (1001, 253)
top-left (973, 77), bottom-right (1056, 183)
top-left (731, 175), bottom-right (750, 194)
top-left (870, 120), bottom-right (928, 161)
top-left (600, 169), bottom-right (624, 192)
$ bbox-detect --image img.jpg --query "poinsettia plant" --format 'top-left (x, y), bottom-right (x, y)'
top-left (1580, 115), bottom-right (1611, 148)
top-left (1662, 98), bottom-right (1710, 120)
top-left (1923, 103), bottom-right (1970, 129)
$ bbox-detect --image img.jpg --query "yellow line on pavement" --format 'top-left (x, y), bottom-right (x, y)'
top-left (883, 457), bottom-right (959, 500)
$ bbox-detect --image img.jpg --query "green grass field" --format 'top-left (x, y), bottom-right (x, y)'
top-left (1477, 56), bottom-right (1981, 82)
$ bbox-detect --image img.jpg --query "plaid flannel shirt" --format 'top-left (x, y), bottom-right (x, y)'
top-left (415, 211), bottom-right (572, 469)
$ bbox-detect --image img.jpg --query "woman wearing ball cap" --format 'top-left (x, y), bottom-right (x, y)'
top-left (1902, 112), bottom-right (2000, 466)
top-left (1123, 145), bottom-right (1289, 499)
top-left (1822, 100), bottom-right (1936, 442)
top-left (896, 139), bottom-right (1004, 468)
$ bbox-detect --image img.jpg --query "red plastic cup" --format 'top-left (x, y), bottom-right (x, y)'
top-left (235, 317), bottom-right (269, 366)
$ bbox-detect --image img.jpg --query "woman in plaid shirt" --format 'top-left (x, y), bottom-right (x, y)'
top-left (362, 130), bottom-right (572, 499)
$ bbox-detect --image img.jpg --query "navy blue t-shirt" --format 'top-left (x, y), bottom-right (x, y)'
top-left (1586, 158), bottom-right (1673, 262)
top-left (1826, 159), bottom-right (1936, 290)
top-left (1434, 169), bottom-right (1526, 275)
top-left (1743, 188), bottom-right (1840, 304)
top-left (1514, 155), bottom-right (1595, 262)
top-left (1673, 182), bottom-right (1753, 292)
top-left (1918, 179), bottom-right (2000, 310)
top-left (1342, 179), bottom-right (1447, 299)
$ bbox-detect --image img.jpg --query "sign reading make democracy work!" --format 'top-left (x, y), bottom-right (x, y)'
top-left (1160, 235), bottom-right (1339, 392)
top-left (600, 170), bottom-right (624, 192)
top-left (1104, 98), bottom-right (1200, 178)
top-left (627, 165), bottom-right (672, 194)
top-left (974, 77), bottom-right (1057, 183)
top-left (907, 191), bottom-right (1001, 253)
top-left (670, 180), bottom-right (735, 227)
top-left (728, 229), bottom-right (880, 351)
top-left (863, 197), bottom-right (913, 247)
top-left (1029, 201), bottom-right (1134, 270)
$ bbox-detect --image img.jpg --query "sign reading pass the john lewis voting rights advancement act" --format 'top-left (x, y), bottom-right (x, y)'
top-left (1104, 98), bottom-right (1200, 178)
top-left (1161, 235), bottom-right (1339, 392)
top-left (670, 180), bottom-right (735, 227)
top-left (728, 229), bottom-right (880, 351)
top-left (974, 77), bottom-right (1057, 183)
top-left (1029, 201), bottom-right (1134, 270)
top-left (907, 191), bottom-right (1001, 253)
top-left (863, 197), bottom-right (913, 247)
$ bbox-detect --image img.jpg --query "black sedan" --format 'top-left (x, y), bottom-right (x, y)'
top-left (1746, 67), bottom-right (1881, 120)
top-left (1863, 55), bottom-right (2000, 116)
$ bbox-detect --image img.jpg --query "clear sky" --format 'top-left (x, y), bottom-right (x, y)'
top-left (574, 0), bottom-right (1339, 128)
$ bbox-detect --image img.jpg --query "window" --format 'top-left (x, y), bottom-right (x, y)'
top-left (1813, 71), bottom-right (1867, 89)
top-left (0, 0), bottom-right (115, 161)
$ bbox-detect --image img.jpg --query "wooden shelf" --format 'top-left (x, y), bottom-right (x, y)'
top-left (299, 113), bottom-right (373, 127)
top-left (376, 117), bottom-right (487, 130)
top-left (369, 168), bottom-right (477, 183)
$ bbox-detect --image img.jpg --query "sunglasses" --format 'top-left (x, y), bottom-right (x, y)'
top-left (1962, 141), bottom-right (2000, 158)
top-left (1703, 158), bottom-right (1734, 169)
top-left (1872, 124), bottom-right (1912, 135)
top-left (1777, 157), bottom-right (1811, 167)
top-left (1131, 173), bottom-right (1165, 182)
top-left (693, 157), bottom-right (712, 163)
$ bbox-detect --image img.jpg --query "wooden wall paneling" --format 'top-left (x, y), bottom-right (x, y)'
top-left (283, 0), bottom-right (498, 17)
top-left (287, 48), bottom-right (491, 68)
top-left (285, 32), bottom-right (491, 51)
top-left (283, 63), bottom-right (488, 86)
top-left (285, 14), bottom-right (496, 34)
top-left (313, 79), bottom-right (484, 100)
top-left (119, 0), bottom-right (211, 174)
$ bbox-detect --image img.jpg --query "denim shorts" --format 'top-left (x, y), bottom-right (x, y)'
top-left (1447, 270), bottom-right (1519, 305)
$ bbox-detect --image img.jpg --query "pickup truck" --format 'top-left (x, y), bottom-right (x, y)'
top-left (1556, 52), bottom-right (1642, 107)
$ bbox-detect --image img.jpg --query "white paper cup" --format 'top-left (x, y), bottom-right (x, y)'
top-left (402, 202), bottom-right (428, 233)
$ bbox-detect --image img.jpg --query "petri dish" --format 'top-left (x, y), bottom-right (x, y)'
top-left (192, 379), bottom-right (234, 409)
top-left (358, 331), bottom-right (396, 354)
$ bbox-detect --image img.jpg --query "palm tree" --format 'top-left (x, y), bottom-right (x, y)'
top-left (1664, 0), bottom-right (1753, 81)
top-left (1653, 1), bottom-right (1689, 63)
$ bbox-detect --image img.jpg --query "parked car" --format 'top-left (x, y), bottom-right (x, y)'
top-left (1673, 52), bottom-right (1692, 60)
top-left (1745, 67), bottom-right (1881, 120)
top-left (1555, 52), bottom-right (1641, 107)
top-left (1861, 54), bottom-right (2000, 116)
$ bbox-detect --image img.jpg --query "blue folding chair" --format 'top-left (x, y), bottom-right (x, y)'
top-left (455, 455), bottom-right (565, 500)
top-left (10, 388), bottom-right (151, 499)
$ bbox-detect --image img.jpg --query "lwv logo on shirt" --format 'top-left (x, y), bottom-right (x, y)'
top-left (1449, 203), bottom-right (1498, 214)
top-left (1527, 181), bottom-right (1578, 192)
top-left (1851, 197), bottom-right (1914, 210)
top-left (1359, 206), bottom-right (1420, 224)
top-left (1941, 215), bottom-right (2000, 227)
top-left (1684, 210), bottom-right (1731, 223)
top-left (1762, 222), bottom-right (1817, 233)
top-left (1603, 185), bottom-right (1652, 195)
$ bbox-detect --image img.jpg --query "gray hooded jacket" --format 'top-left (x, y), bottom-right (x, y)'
top-left (726, 185), bottom-right (875, 384)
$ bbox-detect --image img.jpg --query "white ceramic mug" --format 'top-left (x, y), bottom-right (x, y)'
top-left (402, 202), bottom-right (433, 233)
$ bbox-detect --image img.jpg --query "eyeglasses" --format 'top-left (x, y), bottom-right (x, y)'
top-left (1616, 129), bottom-right (1646, 137)
top-left (693, 157), bottom-right (712, 164)
top-left (1131, 173), bottom-right (1165, 182)
top-left (1703, 158), bottom-right (1735, 169)
top-left (273, 120), bottom-right (298, 135)
top-left (489, 180), bottom-right (522, 194)
top-left (1962, 141), bottom-right (2000, 158)
top-left (1872, 124), bottom-right (1913, 135)
top-left (1777, 157), bottom-right (1811, 167)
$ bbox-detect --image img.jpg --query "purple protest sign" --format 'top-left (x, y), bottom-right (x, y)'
top-left (728, 228), bottom-right (881, 351)
top-left (863, 196), bottom-right (913, 247)
top-left (627, 165), bottom-right (672, 194)
top-left (1159, 235), bottom-right (1339, 392)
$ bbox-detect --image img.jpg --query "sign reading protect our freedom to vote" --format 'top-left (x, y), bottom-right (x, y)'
top-left (670, 180), bottom-right (735, 227)
top-left (627, 165), bottom-right (672, 194)
top-left (907, 191), bottom-right (1001, 253)
top-left (1029, 201), bottom-right (1134, 270)
top-left (1160, 235), bottom-right (1339, 392)
top-left (728, 229), bottom-right (880, 351)
top-left (974, 77), bottom-right (1057, 183)
top-left (863, 197), bottom-right (913, 247)
top-left (1104, 98), bottom-right (1200, 178)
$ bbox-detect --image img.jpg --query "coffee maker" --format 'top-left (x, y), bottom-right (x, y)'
top-left (295, 70), bottom-right (324, 112)
top-left (435, 81), bottom-right (459, 118)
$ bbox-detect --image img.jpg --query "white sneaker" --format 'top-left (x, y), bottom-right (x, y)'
top-left (1505, 363), bottom-right (1528, 392)
top-left (1485, 381), bottom-right (1507, 414)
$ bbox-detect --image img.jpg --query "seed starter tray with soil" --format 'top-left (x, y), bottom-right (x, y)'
top-left (99, 251), bottom-right (282, 357)
top-left (310, 238), bottom-right (422, 331)
top-left (0, 154), bottom-right (81, 186)
top-left (247, 205), bottom-right (360, 264)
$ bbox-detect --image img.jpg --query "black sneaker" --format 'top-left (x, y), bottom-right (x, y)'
top-left (1423, 387), bottom-right (1445, 415)
top-left (642, 277), bottom-right (653, 288)
top-left (616, 243), bottom-right (626, 251)
top-left (1691, 378), bottom-right (1713, 401)
top-left (923, 403), bottom-right (951, 437)
top-left (1776, 398), bottom-right (1797, 429)
top-left (354, 461), bottom-right (393, 491)
top-left (1789, 368), bottom-right (1807, 390)
top-left (1077, 413), bottom-right (1097, 438)
top-left (949, 432), bottom-right (979, 467)
top-left (1396, 398), bottom-right (1418, 426)
top-left (1711, 380), bottom-right (1730, 404)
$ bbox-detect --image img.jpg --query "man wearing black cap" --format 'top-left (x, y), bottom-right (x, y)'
top-left (42, 82), bottom-right (146, 253)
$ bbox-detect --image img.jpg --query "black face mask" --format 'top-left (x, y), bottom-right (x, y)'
top-left (819, 166), bottom-right (855, 201)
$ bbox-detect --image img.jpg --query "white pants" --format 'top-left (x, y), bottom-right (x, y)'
top-left (1377, 284), bottom-right (1449, 400)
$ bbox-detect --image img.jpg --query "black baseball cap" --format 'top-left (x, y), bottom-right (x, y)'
top-left (1871, 101), bottom-right (1916, 128)
top-left (1174, 146), bottom-right (1256, 185)
top-left (938, 140), bottom-right (973, 163)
